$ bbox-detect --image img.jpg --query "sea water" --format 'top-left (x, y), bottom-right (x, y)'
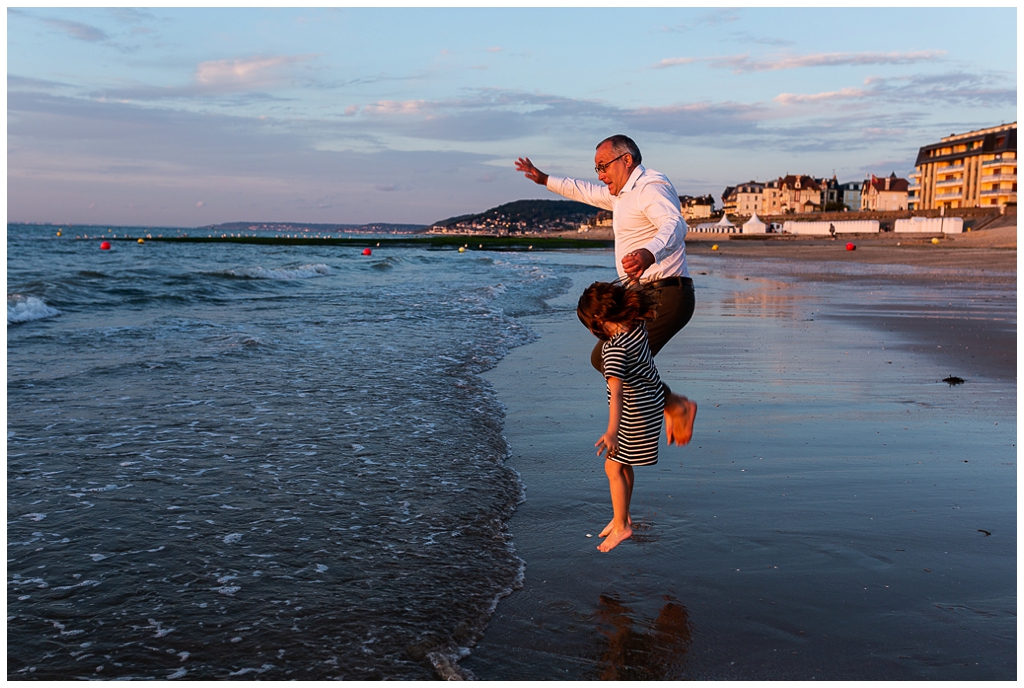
top-left (6, 225), bottom-right (578, 679)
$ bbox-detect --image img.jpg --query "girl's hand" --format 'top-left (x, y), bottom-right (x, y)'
top-left (595, 431), bottom-right (619, 458)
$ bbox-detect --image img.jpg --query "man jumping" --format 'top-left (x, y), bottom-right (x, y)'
top-left (515, 134), bottom-right (697, 445)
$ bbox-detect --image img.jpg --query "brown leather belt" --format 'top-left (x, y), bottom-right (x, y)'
top-left (644, 276), bottom-right (693, 289)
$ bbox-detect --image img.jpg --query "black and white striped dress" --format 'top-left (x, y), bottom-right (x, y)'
top-left (602, 323), bottom-right (665, 466)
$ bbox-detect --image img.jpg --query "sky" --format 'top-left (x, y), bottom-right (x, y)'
top-left (7, 7), bottom-right (1018, 228)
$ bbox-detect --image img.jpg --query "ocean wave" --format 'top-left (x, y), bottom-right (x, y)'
top-left (218, 264), bottom-right (332, 280)
top-left (8, 294), bottom-right (60, 324)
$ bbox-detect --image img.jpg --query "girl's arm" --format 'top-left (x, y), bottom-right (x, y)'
top-left (596, 376), bottom-right (623, 458)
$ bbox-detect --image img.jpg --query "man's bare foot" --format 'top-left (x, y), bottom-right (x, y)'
top-left (599, 515), bottom-right (633, 537)
top-left (597, 526), bottom-right (633, 552)
top-left (665, 395), bottom-right (697, 445)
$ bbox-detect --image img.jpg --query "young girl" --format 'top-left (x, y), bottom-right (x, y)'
top-left (577, 281), bottom-right (665, 553)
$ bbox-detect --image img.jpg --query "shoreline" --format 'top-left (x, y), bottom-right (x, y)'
top-left (463, 247), bottom-right (1016, 679)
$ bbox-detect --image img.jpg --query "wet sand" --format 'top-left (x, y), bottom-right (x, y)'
top-left (463, 242), bottom-right (1016, 680)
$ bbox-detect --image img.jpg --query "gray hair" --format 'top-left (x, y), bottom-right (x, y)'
top-left (597, 134), bottom-right (642, 166)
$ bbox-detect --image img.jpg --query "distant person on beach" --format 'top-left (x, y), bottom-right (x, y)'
top-left (577, 281), bottom-right (664, 552)
top-left (515, 134), bottom-right (697, 445)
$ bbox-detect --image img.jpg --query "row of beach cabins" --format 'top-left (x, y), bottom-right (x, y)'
top-left (688, 214), bottom-right (966, 236)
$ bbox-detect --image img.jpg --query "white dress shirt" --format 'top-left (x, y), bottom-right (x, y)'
top-left (547, 165), bottom-right (689, 282)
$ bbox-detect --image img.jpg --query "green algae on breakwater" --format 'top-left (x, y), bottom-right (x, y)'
top-left (102, 235), bottom-right (615, 251)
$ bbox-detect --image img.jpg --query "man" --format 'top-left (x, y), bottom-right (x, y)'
top-left (515, 134), bottom-right (697, 445)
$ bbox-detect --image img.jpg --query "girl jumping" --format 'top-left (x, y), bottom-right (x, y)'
top-left (577, 281), bottom-right (665, 553)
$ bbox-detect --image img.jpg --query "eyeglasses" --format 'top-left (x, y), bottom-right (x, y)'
top-left (594, 153), bottom-right (627, 174)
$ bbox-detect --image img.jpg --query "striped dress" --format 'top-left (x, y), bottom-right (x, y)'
top-left (602, 323), bottom-right (665, 466)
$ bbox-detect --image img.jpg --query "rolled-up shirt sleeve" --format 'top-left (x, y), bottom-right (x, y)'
top-left (546, 176), bottom-right (615, 211)
top-left (638, 181), bottom-right (687, 264)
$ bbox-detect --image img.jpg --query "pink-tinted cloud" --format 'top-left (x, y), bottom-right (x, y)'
top-left (195, 55), bottom-right (316, 90)
top-left (655, 57), bottom-right (701, 69)
top-left (774, 87), bottom-right (868, 105)
top-left (656, 50), bottom-right (946, 73)
top-left (362, 100), bottom-right (432, 116)
top-left (41, 17), bottom-right (107, 42)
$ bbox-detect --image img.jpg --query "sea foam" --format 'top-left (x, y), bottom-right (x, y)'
top-left (8, 295), bottom-right (60, 324)
top-left (220, 264), bottom-right (332, 280)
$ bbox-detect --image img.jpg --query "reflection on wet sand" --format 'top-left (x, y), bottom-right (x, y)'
top-left (588, 594), bottom-right (692, 680)
top-left (717, 282), bottom-right (811, 320)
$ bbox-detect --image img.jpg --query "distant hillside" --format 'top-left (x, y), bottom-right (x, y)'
top-left (204, 221), bottom-right (428, 234)
top-left (431, 199), bottom-right (598, 233)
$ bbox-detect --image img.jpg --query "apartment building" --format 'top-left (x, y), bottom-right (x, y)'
top-left (761, 179), bottom-right (782, 215)
top-left (679, 194), bottom-right (716, 222)
top-left (722, 176), bottom-right (819, 216)
top-left (819, 176), bottom-right (841, 210)
top-left (861, 173), bottom-right (910, 211)
top-left (838, 181), bottom-right (862, 211)
top-left (720, 186), bottom-right (737, 215)
top-left (778, 175), bottom-right (821, 214)
top-left (733, 182), bottom-right (764, 215)
top-left (909, 122), bottom-right (1017, 210)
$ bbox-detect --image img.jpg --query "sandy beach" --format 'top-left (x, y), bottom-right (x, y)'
top-left (462, 236), bottom-right (1016, 680)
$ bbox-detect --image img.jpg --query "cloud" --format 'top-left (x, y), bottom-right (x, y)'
top-left (81, 54), bottom-right (325, 102)
top-left (335, 88), bottom-right (769, 143)
top-left (774, 87), bottom-right (868, 105)
top-left (486, 47), bottom-right (502, 53)
top-left (775, 71), bottom-right (1015, 110)
top-left (40, 17), bottom-right (108, 42)
top-left (7, 89), bottom-right (518, 225)
top-left (622, 101), bottom-right (766, 137)
top-left (655, 57), bottom-right (701, 69)
top-left (665, 9), bottom-right (740, 32)
top-left (8, 75), bottom-right (75, 91)
top-left (867, 71), bottom-right (1017, 107)
top-left (107, 8), bottom-right (155, 25)
top-left (729, 32), bottom-right (795, 48)
top-left (656, 50), bottom-right (946, 73)
top-left (362, 99), bottom-right (431, 116)
top-left (195, 55), bottom-right (317, 91)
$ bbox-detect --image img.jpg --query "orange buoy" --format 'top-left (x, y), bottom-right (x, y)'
top-left (845, 242), bottom-right (856, 251)
top-left (100, 241), bottom-right (111, 250)
top-left (362, 248), bottom-right (372, 255)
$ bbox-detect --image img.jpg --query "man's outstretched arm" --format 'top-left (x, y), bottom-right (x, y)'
top-left (516, 156), bottom-right (614, 211)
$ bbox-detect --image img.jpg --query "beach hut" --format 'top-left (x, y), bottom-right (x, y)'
top-left (742, 213), bottom-right (767, 234)
top-left (894, 217), bottom-right (964, 234)
top-left (782, 220), bottom-right (880, 235)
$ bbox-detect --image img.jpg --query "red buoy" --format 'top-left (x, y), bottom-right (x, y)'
top-left (845, 242), bottom-right (856, 251)
top-left (362, 248), bottom-right (372, 256)
top-left (100, 241), bottom-right (111, 250)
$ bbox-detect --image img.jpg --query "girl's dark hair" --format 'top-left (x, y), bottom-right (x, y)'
top-left (577, 281), bottom-right (659, 340)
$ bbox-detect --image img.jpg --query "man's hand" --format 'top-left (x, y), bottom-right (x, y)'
top-left (515, 157), bottom-right (548, 186)
top-left (621, 249), bottom-right (655, 280)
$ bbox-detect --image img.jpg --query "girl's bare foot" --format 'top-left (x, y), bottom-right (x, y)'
top-left (665, 395), bottom-right (697, 445)
top-left (599, 515), bottom-right (633, 538)
top-left (597, 526), bottom-right (633, 552)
